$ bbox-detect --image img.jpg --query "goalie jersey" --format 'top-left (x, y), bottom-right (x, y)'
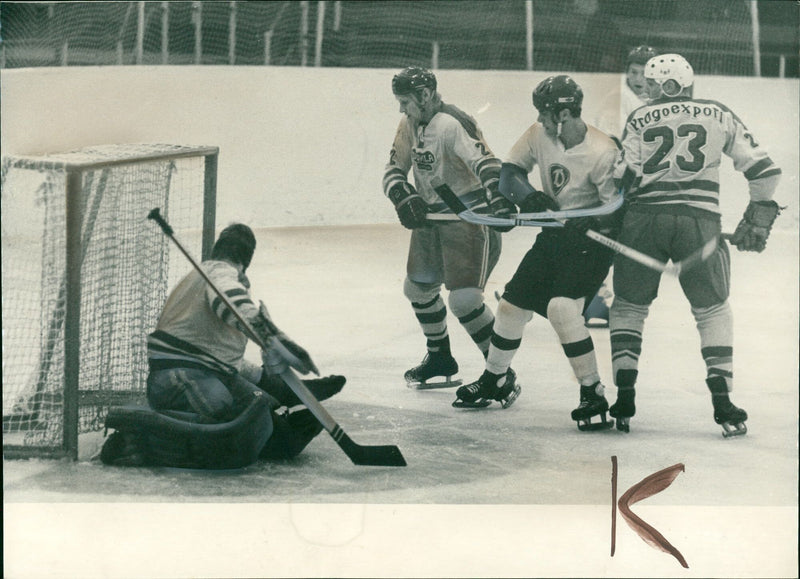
top-left (147, 261), bottom-right (262, 376)
top-left (616, 96), bottom-right (782, 215)
top-left (383, 103), bottom-right (501, 212)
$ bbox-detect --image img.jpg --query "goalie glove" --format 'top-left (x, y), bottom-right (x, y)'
top-left (484, 182), bottom-right (517, 232)
top-left (388, 182), bottom-right (428, 229)
top-left (729, 200), bottom-right (782, 253)
top-left (261, 337), bottom-right (319, 377)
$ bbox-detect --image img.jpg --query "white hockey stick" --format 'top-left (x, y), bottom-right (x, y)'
top-left (425, 193), bottom-right (624, 225)
top-left (432, 182), bottom-right (718, 277)
top-left (148, 208), bottom-right (406, 467)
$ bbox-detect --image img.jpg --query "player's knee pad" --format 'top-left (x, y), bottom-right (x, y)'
top-left (447, 287), bottom-right (484, 318)
top-left (494, 299), bottom-right (533, 339)
top-left (692, 300), bottom-right (732, 343)
top-left (609, 296), bottom-right (650, 323)
top-left (547, 296), bottom-right (583, 327)
top-left (691, 300), bottom-right (732, 325)
top-left (403, 277), bottom-right (440, 304)
top-left (101, 392), bottom-right (273, 469)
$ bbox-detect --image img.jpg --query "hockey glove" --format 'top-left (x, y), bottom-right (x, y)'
top-left (729, 200), bottom-right (782, 252)
top-left (565, 212), bottom-right (621, 239)
top-left (518, 189), bottom-right (559, 214)
top-left (388, 182), bottom-right (428, 229)
top-left (484, 183), bottom-right (517, 232)
top-left (279, 337), bottom-right (319, 376)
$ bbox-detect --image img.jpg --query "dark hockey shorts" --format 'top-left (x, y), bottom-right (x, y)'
top-left (502, 228), bottom-right (614, 318)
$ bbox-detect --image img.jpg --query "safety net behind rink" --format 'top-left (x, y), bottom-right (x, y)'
top-left (1, 144), bottom-right (218, 459)
top-left (0, 1), bottom-right (796, 77)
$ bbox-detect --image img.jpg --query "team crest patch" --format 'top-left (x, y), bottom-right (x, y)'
top-left (413, 150), bottom-right (436, 171)
top-left (549, 164), bottom-right (570, 196)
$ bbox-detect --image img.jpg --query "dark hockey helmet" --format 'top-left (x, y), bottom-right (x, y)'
top-left (626, 45), bottom-right (658, 67)
top-left (392, 66), bottom-right (437, 96)
top-left (212, 223), bottom-right (256, 269)
top-left (532, 75), bottom-right (583, 117)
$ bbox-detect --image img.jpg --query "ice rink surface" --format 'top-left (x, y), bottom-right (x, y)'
top-left (4, 223), bottom-right (798, 578)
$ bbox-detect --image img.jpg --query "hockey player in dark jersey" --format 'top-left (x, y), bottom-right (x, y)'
top-left (383, 66), bottom-right (516, 389)
top-left (610, 54), bottom-right (782, 436)
top-left (454, 75), bottom-right (622, 430)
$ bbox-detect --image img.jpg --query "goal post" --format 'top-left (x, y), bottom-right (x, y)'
top-left (2, 143), bottom-right (218, 460)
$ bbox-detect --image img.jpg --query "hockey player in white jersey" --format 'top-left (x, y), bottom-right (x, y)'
top-left (454, 75), bottom-right (622, 427)
top-left (594, 45), bottom-right (659, 140)
top-left (383, 66), bottom-right (516, 389)
top-left (610, 54), bottom-right (783, 436)
top-left (585, 45), bottom-right (659, 328)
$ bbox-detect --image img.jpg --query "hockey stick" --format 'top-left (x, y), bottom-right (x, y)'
top-left (432, 182), bottom-right (717, 277)
top-left (425, 194), bottom-right (624, 224)
top-left (147, 208), bottom-right (406, 467)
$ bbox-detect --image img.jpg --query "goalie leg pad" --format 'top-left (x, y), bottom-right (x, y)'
top-left (258, 408), bottom-right (324, 460)
top-left (101, 392), bottom-right (273, 470)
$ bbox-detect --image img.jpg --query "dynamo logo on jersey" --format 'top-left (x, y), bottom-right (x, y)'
top-left (549, 164), bottom-right (570, 196)
top-left (413, 150), bottom-right (436, 171)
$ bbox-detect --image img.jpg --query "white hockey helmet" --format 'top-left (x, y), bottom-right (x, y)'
top-left (644, 53), bottom-right (694, 97)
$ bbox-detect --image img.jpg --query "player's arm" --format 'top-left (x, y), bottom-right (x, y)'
top-left (499, 162), bottom-right (558, 212)
top-left (724, 112), bottom-right (784, 252)
top-left (204, 261), bottom-right (318, 374)
top-left (204, 261), bottom-right (263, 334)
top-left (567, 147), bottom-right (622, 236)
top-left (383, 120), bottom-right (427, 229)
top-left (447, 117), bottom-right (514, 222)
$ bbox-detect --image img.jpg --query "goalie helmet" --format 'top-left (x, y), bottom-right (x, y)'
top-left (626, 45), bottom-right (658, 67)
top-left (211, 223), bottom-right (256, 269)
top-left (532, 75), bottom-right (583, 117)
top-left (392, 66), bottom-right (437, 96)
top-left (644, 53), bottom-right (694, 96)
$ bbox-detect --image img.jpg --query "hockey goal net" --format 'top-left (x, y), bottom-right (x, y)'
top-left (2, 143), bottom-right (218, 459)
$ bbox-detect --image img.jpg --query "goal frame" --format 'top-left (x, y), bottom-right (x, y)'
top-left (2, 144), bottom-right (218, 460)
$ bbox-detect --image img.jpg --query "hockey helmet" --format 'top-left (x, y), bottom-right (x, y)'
top-left (532, 75), bottom-right (583, 117)
top-left (626, 45), bottom-right (658, 67)
top-left (211, 223), bottom-right (256, 269)
top-left (644, 53), bottom-right (694, 96)
top-left (392, 66), bottom-right (437, 96)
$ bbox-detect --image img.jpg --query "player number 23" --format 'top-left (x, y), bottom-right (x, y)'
top-left (642, 124), bottom-right (707, 174)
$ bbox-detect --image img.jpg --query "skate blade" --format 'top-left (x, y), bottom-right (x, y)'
top-left (721, 422), bottom-right (747, 438)
top-left (576, 415), bottom-right (615, 431)
top-left (452, 399), bottom-right (492, 409)
top-left (407, 378), bottom-right (463, 390)
top-left (500, 384), bottom-right (522, 409)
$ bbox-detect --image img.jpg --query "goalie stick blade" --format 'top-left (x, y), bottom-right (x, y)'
top-left (335, 431), bottom-right (407, 466)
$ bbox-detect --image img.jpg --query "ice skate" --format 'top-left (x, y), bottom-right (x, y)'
top-left (609, 388), bottom-right (636, 433)
top-left (405, 351), bottom-right (461, 389)
top-left (707, 377), bottom-right (747, 437)
top-left (452, 369), bottom-right (520, 409)
top-left (571, 382), bottom-right (614, 431)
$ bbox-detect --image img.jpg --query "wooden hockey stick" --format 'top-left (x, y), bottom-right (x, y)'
top-left (148, 208), bottom-right (406, 467)
top-left (432, 182), bottom-right (718, 277)
top-left (425, 193), bottom-right (623, 225)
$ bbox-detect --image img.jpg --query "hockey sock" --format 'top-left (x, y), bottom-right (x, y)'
top-left (410, 295), bottom-right (450, 352)
top-left (450, 288), bottom-right (495, 355)
top-left (547, 297), bottom-right (600, 385)
top-left (485, 299), bottom-right (532, 375)
top-left (609, 297), bottom-right (649, 379)
top-left (693, 301), bottom-right (733, 388)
